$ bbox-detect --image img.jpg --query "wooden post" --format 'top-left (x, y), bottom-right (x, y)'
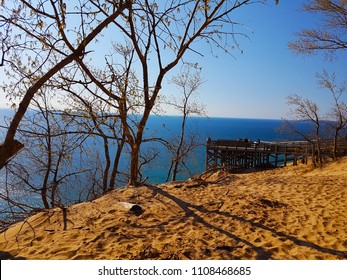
top-left (253, 144), bottom-right (258, 167)
top-left (293, 153), bottom-right (298, 166)
top-left (213, 149), bottom-right (218, 169)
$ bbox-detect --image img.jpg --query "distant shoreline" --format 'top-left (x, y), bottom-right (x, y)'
top-left (0, 107), bottom-right (286, 121)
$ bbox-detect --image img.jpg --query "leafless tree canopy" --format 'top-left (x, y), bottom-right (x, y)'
top-left (0, 0), bottom-right (281, 194)
top-left (289, 0), bottom-right (347, 57)
top-left (284, 72), bottom-right (347, 165)
top-left (165, 66), bottom-right (206, 182)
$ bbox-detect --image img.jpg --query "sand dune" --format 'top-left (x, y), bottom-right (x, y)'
top-left (1, 158), bottom-right (347, 260)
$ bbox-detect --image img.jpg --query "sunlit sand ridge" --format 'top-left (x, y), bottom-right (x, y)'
top-left (1, 157), bottom-right (347, 260)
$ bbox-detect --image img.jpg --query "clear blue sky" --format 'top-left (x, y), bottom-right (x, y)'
top-left (0, 1), bottom-right (346, 120)
top-left (175, 0), bottom-right (347, 119)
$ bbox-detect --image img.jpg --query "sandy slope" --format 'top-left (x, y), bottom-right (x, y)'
top-left (1, 158), bottom-right (347, 260)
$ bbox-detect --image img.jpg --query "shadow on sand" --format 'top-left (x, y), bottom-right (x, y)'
top-left (145, 185), bottom-right (347, 260)
top-left (0, 251), bottom-right (26, 260)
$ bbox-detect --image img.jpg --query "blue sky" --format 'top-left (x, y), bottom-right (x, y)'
top-left (1, 1), bottom-right (346, 120)
top-left (177, 0), bottom-right (347, 119)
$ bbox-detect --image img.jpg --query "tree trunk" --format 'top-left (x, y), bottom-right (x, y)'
top-left (41, 184), bottom-right (50, 209)
top-left (102, 136), bottom-right (111, 194)
top-left (165, 161), bottom-right (174, 183)
top-left (128, 109), bottom-right (152, 186)
top-left (108, 136), bottom-right (126, 191)
top-left (172, 114), bottom-right (187, 181)
top-left (333, 131), bottom-right (338, 160)
top-left (129, 143), bottom-right (140, 186)
top-left (0, 140), bottom-right (24, 167)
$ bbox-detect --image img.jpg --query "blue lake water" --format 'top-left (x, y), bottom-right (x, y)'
top-left (141, 115), bottom-right (293, 183)
top-left (0, 109), bottom-right (311, 210)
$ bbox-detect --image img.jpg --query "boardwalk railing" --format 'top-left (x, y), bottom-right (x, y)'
top-left (206, 138), bottom-right (347, 171)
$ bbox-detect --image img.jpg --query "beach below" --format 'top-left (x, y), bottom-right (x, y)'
top-left (1, 157), bottom-right (347, 260)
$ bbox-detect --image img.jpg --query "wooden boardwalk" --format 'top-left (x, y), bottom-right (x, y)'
top-left (206, 138), bottom-right (347, 171)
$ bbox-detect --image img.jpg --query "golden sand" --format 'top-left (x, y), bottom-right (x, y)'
top-left (1, 158), bottom-right (347, 260)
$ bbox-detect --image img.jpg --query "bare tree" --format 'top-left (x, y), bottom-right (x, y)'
top-left (285, 94), bottom-right (323, 166)
top-left (3, 90), bottom-right (89, 209)
top-left (289, 0), bottom-right (347, 58)
top-left (165, 66), bottom-right (207, 182)
top-left (284, 71), bottom-right (347, 164)
top-left (316, 71), bottom-right (347, 158)
top-left (63, 91), bottom-right (127, 194)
